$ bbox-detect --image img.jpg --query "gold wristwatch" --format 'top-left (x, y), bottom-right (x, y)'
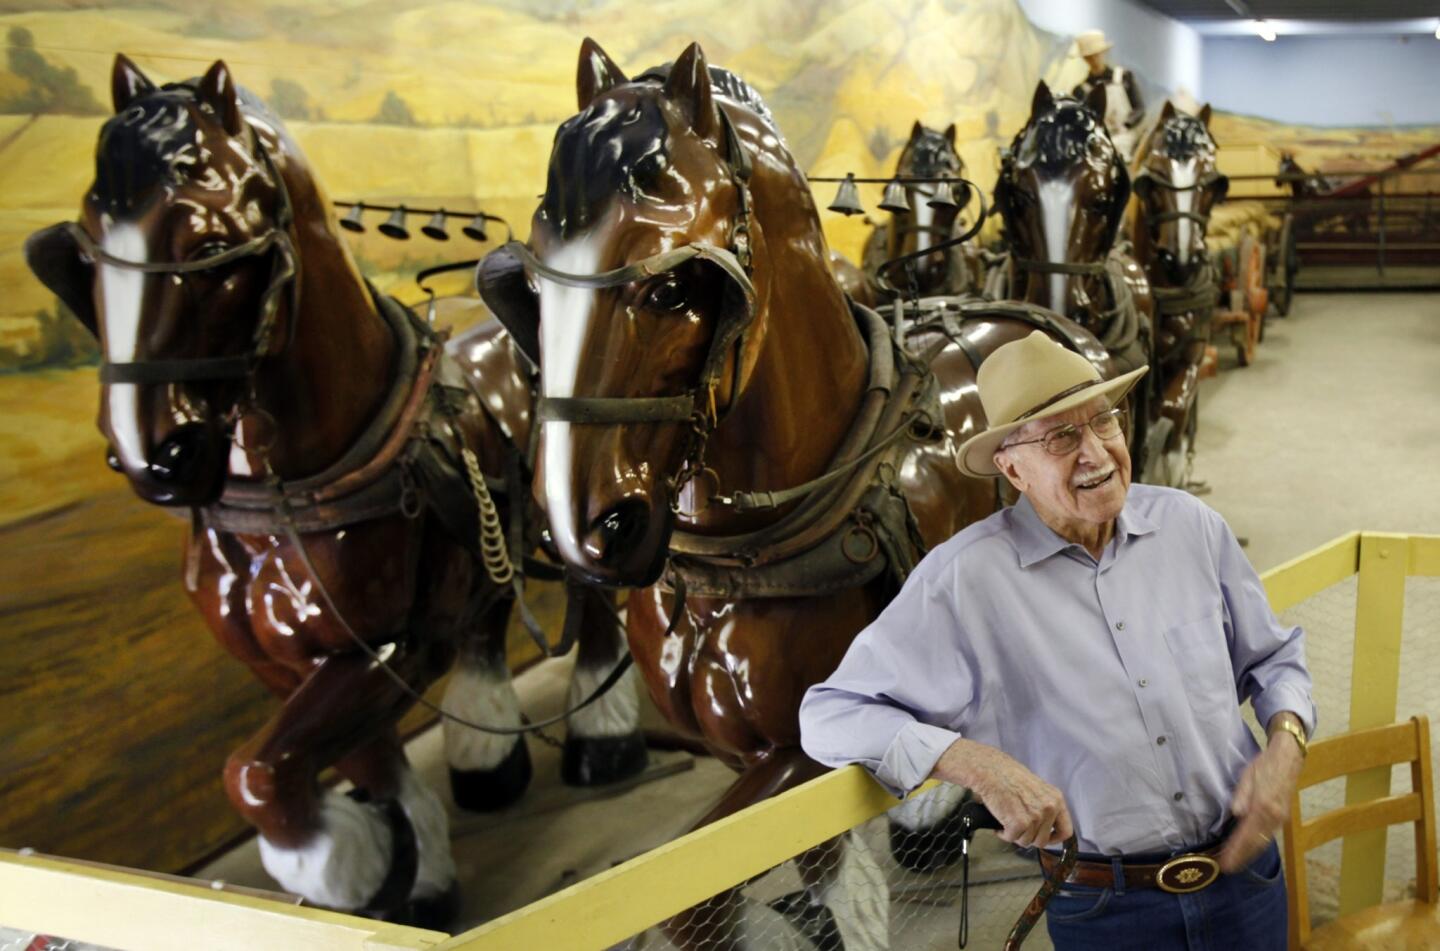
top-left (1272, 716), bottom-right (1308, 759)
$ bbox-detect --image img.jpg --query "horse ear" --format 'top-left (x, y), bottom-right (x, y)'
top-left (576, 37), bottom-right (628, 110)
top-left (1031, 81), bottom-right (1055, 118)
top-left (111, 53), bottom-right (155, 112)
top-left (1159, 99), bottom-right (1176, 124)
top-left (25, 224), bottom-right (98, 338)
top-left (943, 123), bottom-right (957, 146)
top-left (197, 60), bottom-right (243, 136)
top-left (1082, 82), bottom-right (1107, 122)
top-left (910, 120), bottom-right (924, 141)
top-left (665, 42), bottom-right (718, 141)
top-left (1198, 103), bottom-right (1212, 127)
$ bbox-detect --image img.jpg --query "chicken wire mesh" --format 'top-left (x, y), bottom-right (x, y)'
top-left (616, 782), bottom-right (1053, 951)
top-left (611, 571), bottom-right (1439, 951)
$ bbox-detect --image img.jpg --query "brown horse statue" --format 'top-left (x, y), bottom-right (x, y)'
top-left (478, 39), bottom-right (1116, 948)
top-left (1129, 101), bottom-right (1229, 487)
top-left (23, 55), bottom-right (644, 923)
top-left (861, 121), bottom-right (984, 299)
top-left (994, 81), bottom-right (1159, 477)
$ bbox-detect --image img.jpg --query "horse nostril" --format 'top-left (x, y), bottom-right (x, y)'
top-left (148, 424), bottom-right (209, 483)
top-left (585, 499), bottom-right (651, 568)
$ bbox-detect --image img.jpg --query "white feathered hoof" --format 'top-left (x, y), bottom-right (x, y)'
top-left (443, 661), bottom-right (532, 811)
top-left (258, 789), bottom-right (393, 912)
top-left (562, 661), bottom-right (647, 786)
top-left (449, 736), bottom-right (532, 811)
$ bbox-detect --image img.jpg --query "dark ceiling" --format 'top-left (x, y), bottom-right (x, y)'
top-left (1133, 0), bottom-right (1440, 20)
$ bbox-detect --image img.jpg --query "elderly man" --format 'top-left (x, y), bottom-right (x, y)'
top-left (799, 332), bottom-right (1314, 949)
top-left (1072, 30), bottom-right (1145, 161)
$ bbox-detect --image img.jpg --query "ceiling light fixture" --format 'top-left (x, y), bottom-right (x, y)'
top-left (1255, 19), bottom-right (1277, 42)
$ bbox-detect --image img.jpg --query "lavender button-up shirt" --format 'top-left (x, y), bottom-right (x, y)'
top-left (799, 484), bottom-right (1316, 856)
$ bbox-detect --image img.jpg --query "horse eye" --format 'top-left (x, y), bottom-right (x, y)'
top-left (645, 278), bottom-right (688, 312)
top-left (188, 241), bottom-right (229, 262)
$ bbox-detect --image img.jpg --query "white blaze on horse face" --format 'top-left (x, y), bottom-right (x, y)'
top-left (99, 222), bottom-right (150, 472)
top-left (539, 234), bottom-right (603, 567)
top-left (1039, 178), bottom-right (1076, 312)
top-left (1170, 157), bottom-right (1198, 265)
top-left (913, 189), bottom-right (934, 253)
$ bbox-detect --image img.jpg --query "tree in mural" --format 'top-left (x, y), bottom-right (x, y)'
top-left (270, 78), bottom-right (312, 120)
top-left (2, 27), bottom-right (104, 115)
top-left (372, 89), bottom-right (417, 125)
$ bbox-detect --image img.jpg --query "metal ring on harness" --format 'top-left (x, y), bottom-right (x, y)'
top-left (232, 406), bottom-right (279, 455)
top-left (841, 522), bottom-right (880, 564)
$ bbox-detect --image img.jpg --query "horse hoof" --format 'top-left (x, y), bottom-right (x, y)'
top-left (888, 811), bottom-right (966, 872)
top-left (768, 891), bottom-right (845, 951)
top-left (391, 880), bottom-right (461, 931)
top-left (561, 731), bottom-right (648, 786)
top-left (449, 736), bottom-right (532, 812)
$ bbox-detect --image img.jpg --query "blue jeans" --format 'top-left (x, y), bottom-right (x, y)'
top-left (1044, 842), bottom-right (1287, 950)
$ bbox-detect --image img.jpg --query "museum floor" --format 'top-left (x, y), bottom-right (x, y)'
top-left (198, 291), bottom-right (1440, 948)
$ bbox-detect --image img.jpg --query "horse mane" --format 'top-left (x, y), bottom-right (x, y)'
top-left (1009, 96), bottom-right (1116, 174)
top-left (93, 79), bottom-right (284, 217)
top-left (633, 62), bottom-right (779, 136)
top-left (542, 62), bottom-right (776, 239)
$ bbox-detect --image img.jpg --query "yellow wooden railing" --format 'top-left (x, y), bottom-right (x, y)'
top-left (2, 531), bottom-right (1436, 950)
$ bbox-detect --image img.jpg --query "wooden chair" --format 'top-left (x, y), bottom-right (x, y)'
top-left (1282, 715), bottom-right (1439, 949)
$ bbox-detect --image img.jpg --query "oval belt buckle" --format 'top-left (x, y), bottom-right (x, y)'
top-left (1157, 853), bottom-right (1221, 894)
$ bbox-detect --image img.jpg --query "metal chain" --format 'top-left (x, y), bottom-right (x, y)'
top-left (460, 444), bottom-right (515, 587)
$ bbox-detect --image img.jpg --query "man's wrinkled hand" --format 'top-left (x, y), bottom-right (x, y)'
top-left (1217, 732), bottom-right (1304, 872)
top-left (931, 738), bottom-right (1074, 849)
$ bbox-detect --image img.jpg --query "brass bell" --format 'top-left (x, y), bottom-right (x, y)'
top-left (827, 173), bottom-right (865, 216)
top-left (461, 213), bottom-right (489, 242)
top-left (927, 180), bottom-right (960, 211)
top-left (339, 203), bottom-right (366, 233)
top-left (878, 179), bottom-right (911, 214)
top-left (421, 209), bottom-right (450, 241)
top-left (378, 205), bottom-right (410, 240)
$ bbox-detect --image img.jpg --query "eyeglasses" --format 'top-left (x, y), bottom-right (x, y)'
top-left (1003, 408), bottom-right (1128, 456)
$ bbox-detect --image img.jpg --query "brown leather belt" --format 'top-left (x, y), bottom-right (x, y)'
top-left (1039, 842), bottom-right (1224, 894)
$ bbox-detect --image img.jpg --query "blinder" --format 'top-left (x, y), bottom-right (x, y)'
top-left (24, 222), bottom-right (98, 337)
top-left (476, 243), bottom-right (541, 367)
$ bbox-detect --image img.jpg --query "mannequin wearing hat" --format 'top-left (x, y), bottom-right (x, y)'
top-left (1072, 30), bottom-right (1145, 161)
top-left (800, 332), bottom-right (1313, 947)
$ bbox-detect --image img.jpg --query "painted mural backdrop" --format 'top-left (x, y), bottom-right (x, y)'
top-left (1, 0), bottom-right (1435, 872)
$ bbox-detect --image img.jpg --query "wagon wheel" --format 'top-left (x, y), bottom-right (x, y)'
top-left (1274, 213), bottom-right (1297, 316)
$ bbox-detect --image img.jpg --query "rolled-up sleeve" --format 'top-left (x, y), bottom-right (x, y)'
top-left (799, 567), bottom-right (974, 797)
top-left (1211, 513), bottom-right (1318, 737)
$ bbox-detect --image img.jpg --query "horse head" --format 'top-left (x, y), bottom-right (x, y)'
top-left (484, 38), bottom-right (776, 587)
top-left (1133, 101), bottom-right (1227, 285)
top-left (996, 80), bottom-right (1130, 313)
top-left (26, 55), bottom-right (300, 506)
top-left (893, 120), bottom-right (966, 241)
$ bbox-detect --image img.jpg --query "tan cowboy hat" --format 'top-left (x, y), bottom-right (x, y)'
top-left (955, 331), bottom-right (1148, 478)
top-left (1075, 30), bottom-right (1112, 58)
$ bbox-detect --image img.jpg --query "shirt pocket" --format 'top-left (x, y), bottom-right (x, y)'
top-left (1161, 609), bottom-right (1236, 721)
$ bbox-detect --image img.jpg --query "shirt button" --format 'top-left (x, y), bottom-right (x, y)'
top-left (1116, 621), bottom-right (1125, 631)
top-left (1157, 736), bottom-right (1167, 746)
top-left (1138, 678), bottom-right (1149, 688)
top-left (1173, 792), bottom-right (1184, 801)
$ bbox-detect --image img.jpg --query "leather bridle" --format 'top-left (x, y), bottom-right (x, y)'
top-left (68, 132), bottom-right (300, 390)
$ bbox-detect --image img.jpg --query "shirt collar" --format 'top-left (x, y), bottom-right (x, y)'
top-left (1011, 490), bottom-right (1157, 568)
